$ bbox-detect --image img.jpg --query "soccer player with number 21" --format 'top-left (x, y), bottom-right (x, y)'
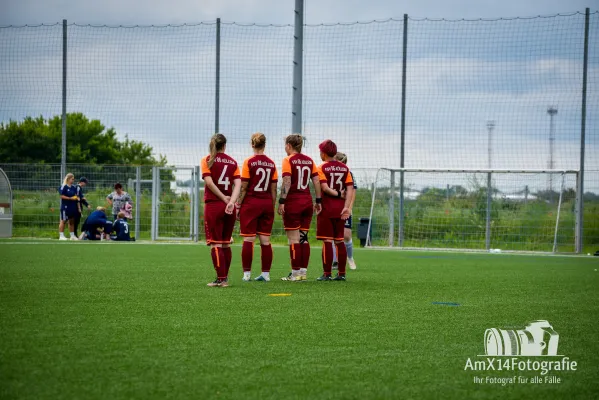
top-left (236, 133), bottom-right (279, 282)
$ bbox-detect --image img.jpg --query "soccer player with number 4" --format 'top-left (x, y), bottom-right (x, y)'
top-left (201, 134), bottom-right (241, 288)
top-left (316, 140), bottom-right (354, 281)
top-left (236, 133), bottom-right (278, 282)
top-left (278, 134), bottom-right (322, 282)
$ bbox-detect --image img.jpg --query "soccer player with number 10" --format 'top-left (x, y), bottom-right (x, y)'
top-left (278, 134), bottom-right (322, 282)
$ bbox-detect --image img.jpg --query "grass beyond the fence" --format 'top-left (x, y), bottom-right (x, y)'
top-left (0, 242), bottom-right (598, 399)
top-left (7, 187), bottom-right (599, 252)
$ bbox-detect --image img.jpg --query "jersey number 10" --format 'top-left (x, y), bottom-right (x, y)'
top-left (295, 166), bottom-right (311, 190)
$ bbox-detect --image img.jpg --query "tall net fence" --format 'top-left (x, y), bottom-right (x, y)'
top-left (68, 23), bottom-right (216, 167)
top-left (0, 11), bottom-right (598, 250)
top-left (363, 169), bottom-right (579, 252)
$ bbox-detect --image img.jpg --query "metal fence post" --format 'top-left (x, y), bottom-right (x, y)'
top-left (194, 165), bottom-right (200, 242)
top-left (292, 0), bottom-right (304, 134)
top-left (389, 170), bottom-right (395, 246)
top-left (576, 8), bottom-right (590, 254)
top-left (151, 166), bottom-right (157, 241)
top-left (215, 18), bottom-right (221, 134)
top-left (398, 14), bottom-right (408, 247)
top-left (486, 172), bottom-right (492, 251)
top-left (189, 168), bottom-right (194, 240)
top-left (61, 19), bottom-right (67, 179)
top-left (135, 166), bottom-right (140, 240)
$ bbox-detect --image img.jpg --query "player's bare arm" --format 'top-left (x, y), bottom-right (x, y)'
top-left (320, 182), bottom-right (340, 197)
top-left (226, 178), bottom-right (241, 214)
top-left (341, 185), bottom-right (355, 219)
top-left (311, 175), bottom-right (322, 215)
top-left (204, 176), bottom-right (229, 203)
top-left (270, 182), bottom-right (277, 209)
top-left (278, 176), bottom-right (291, 215)
top-left (237, 181), bottom-right (249, 205)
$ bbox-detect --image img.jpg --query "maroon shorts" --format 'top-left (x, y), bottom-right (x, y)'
top-left (316, 214), bottom-right (345, 241)
top-left (239, 198), bottom-right (275, 237)
top-left (283, 196), bottom-right (313, 231)
top-left (204, 201), bottom-right (236, 245)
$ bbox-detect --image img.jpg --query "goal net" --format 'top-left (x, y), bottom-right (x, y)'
top-left (365, 168), bottom-right (579, 253)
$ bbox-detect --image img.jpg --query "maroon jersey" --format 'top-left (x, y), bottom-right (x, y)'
top-left (201, 153), bottom-right (240, 203)
top-left (281, 153), bottom-right (319, 200)
top-left (318, 160), bottom-right (354, 217)
top-left (241, 155), bottom-right (278, 200)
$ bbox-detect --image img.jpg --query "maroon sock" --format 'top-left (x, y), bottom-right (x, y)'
top-left (301, 242), bottom-right (310, 269)
top-left (222, 247), bottom-right (232, 277)
top-left (261, 244), bottom-right (273, 272)
top-left (290, 244), bottom-right (301, 271)
top-left (322, 242), bottom-right (333, 276)
top-left (336, 242), bottom-right (347, 276)
top-left (211, 247), bottom-right (227, 280)
top-left (210, 247), bottom-right (219, 274)
top-left (241, 241), bottom-right (254, 272)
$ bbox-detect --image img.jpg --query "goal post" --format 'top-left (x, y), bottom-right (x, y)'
top-left (366, 168), bottom-right (580, 253)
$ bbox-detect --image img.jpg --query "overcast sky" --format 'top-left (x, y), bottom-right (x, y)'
top-left (0, 0), bottom-right (594, 25)
top-left (1, 1), bottom-right (597, 192)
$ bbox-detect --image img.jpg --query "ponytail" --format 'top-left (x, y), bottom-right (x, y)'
top-left (208, 133), bottom-right (227, 168)
top-left (335, 152), bottom-right (348, 164)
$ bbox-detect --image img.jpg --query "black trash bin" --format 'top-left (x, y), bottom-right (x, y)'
top-left (357, 217), bottom-right (372, 247)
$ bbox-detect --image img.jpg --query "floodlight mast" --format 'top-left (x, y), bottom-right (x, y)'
top-left (486, 121), bottom-right (495, 169)
top-left (547, 106), bottom-right (558, 202)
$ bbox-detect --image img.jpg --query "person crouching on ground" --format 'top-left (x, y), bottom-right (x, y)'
top-left (112, 212), bottom-right (135, 241)
top-left (80, 207), bottom-right (113, 240)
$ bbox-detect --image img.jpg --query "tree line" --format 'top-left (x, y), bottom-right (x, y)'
top-left (0, 113), bottom-right (167, 166)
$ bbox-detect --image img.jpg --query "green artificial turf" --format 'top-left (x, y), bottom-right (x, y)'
top-left (0, 242), bottom-right (598, 399)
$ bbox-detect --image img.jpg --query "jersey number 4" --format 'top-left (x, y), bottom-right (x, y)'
top-left (218, 166), bottom-right (230, 191)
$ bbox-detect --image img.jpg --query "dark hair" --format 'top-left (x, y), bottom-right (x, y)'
top-left (319, 140), bottom-right (337, 157)
top-left (208, 133), bottom-right (227, 168)
top-left (79, 177), bottom-right (89, 184)
top-left (285, 134), bottom-right (303, 153)
top-left (114, 183), bottom-right (123, 190)
top-left (251, 132), bottom-right (266, 149)
top-left (335, 152), bottom-right (348, 164)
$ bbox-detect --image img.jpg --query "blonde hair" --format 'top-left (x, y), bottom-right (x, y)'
top-left (117, 212), bottom-right (125, 219)
top-left (335, 152), bottom-right (348, 164)
top-left (285, 134), bottom-right (304, 153)
top-left (62, 173), bottom-right (74, 186)
top-left (96, 206), bottom-right (106, 212)
top-left (208, 133), bottom-right (227, 168)
top-left (251, 132), bottom-right (266, 149)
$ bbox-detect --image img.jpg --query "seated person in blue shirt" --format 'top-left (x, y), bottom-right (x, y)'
top-left (80, 207), bottom-right (113, 240)
top-left (111, 212), bottom-right (135, 241)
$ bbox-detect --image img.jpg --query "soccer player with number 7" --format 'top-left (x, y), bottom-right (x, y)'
top-left (278, 134), bottom-right (322, 282)
top-left (316, 140), bottom-right (354, 281)
top-left (236, 133), bottom-right (278, 282)
top-left (201, 133), bottom-right (241, 288)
